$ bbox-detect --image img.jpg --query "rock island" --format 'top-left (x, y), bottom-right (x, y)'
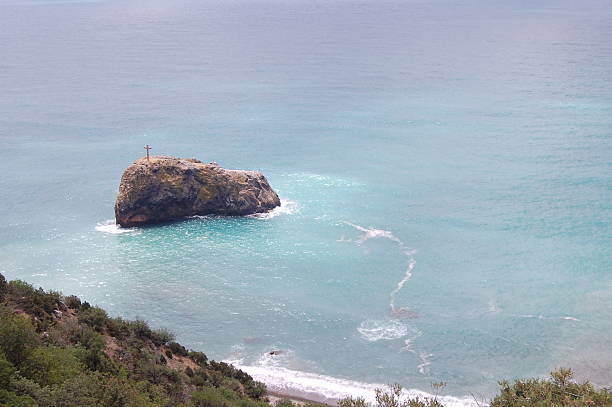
top-left (115, 156), bottom-right (280, 227)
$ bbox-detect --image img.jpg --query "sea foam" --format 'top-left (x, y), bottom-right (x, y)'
top-left (358, 319), bottom-right (408, 342)
top-left (248, 199), bottom-right (298, 219)
top-left (95, 220), bottom-right (139, 235)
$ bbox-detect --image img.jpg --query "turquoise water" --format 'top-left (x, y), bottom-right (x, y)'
top-left (0, 0), bottom-right (611, 404)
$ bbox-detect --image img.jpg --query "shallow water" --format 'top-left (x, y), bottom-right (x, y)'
top-left (1, 0), bottom-right (611, 403)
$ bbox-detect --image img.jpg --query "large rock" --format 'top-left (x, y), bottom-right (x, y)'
top-left (114, 156), bottom-right (280, 227)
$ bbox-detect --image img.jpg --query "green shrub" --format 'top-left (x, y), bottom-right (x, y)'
top-left (491, 368), bottom-right (612, 407)
top-left (169, 341), bottom-right (189, 357)
top-left (191, 368), bottom-right (209, 387)
top-left (63, 295), bottom-right (82, 310)
top-left (340, 384), bottom-right (444, 407)
top-left (151, 328), bottom-right (175, 346)
top-left (130, 319), bottom-right (153, 339)
top-left (189, 350), bottom-right (208, 366)
top-left (275, 398), bottom-right (296, 407)
top-left (78, 306), bottom-right (108, 332)
top-left (21, 345), bottom-right (83, 387)
top-left (165, 349), bottom-right (173, 359)
top-left (244, 380), bottom-right (266, 400)
top-left (0, 311), bottom-right (40, 367)
top-left (191, 386), bottom-right (232, 407)
top-left (0, 388), bottom-right (37, 407)
top-left (7, 281), bottom-right (61, 322)
top-left (49, 372), bottom-right (158, 407)
top-left (106, 316), bottom-right (131, 339)
top-left (0, 273), bottom-right (7, 302)
top-left (0, 352), bottom-right (15, 390)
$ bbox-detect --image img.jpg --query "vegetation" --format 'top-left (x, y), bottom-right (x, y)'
top-left (0, 272), bottom-right (610, 407)
top-left (0, 273), bottom-right (267, 407)
top-left (491, 368), bottom-right (612, 407)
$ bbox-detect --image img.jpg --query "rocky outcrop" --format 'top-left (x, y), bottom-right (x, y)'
top-left (114, 156), bottom-right (280, 227)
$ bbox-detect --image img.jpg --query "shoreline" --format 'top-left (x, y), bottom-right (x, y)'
top-left (232, 363), bottom-right (484, 407)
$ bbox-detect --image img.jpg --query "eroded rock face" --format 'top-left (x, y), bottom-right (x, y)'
top-left (114, 156), bottom-right (280, 227)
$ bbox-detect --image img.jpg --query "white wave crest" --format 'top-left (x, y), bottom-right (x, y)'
top-left (344, 222), bottom-right (402, 244)
top-left (358, 319), bottom-right (408, 342)
top-left (248, 199), bottom-right (298, 219)
top-left (390, 259), bottom-right (416, 310)
top-left (227, 362), bottom-right (482, 407)
top-left (95, 220), bottom-right (139, 234)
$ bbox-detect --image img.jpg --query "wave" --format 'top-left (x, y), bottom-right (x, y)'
top-left (225, 361), bottom-right (482, 407)
top-left (518, 314), bottom-right (581, 322)
top-left (343, 222), bottom-right (416, 313)
top-left (358, 319), bottom-right (408, 342)
top-left (248, 199), bottom-right (298, 219)
top-left (95, 220), bottom-right (139, 234)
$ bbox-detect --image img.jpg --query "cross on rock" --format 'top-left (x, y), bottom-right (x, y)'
top-left (144, 144), bottom-right (152, 162)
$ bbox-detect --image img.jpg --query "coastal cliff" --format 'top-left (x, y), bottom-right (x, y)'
top-left (115, 156), bottom-right (281, 227)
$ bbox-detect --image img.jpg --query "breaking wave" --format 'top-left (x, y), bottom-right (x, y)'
top-left (95, 220), bottom-right (139, 235)
top-left (358, 319), bottom-right (408, 342)
top-left (248, 199), bottom-right (298, 219)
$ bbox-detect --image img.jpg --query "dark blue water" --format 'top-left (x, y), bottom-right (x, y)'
top-left (1, 0), bottom-right (611, 404)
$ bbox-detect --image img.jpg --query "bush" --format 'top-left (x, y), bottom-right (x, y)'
top-left (0, 274), bottom-right (7, 302)
top-left (130, 319), bottom-right (152, 339)
top-left (0, 311), bottom-right (40, 367)
top-left (165, 350), bottom-right (173, 359)
top-left (244, 380), bottom-right (267, 400)
top-left (150, 328), bottom-right (175, 346)
top-left (106, 316), bottom-right (131, 339)
top-left (189, 350), bottom-right (208, 366)
top-left (191, 368), bottom-right (209, 387)
top-left (275, 398), bottom-right (296, 407)
top-left (191, 386), bottom-right (229, 407)
top-left (63, 295), bottom-right (82, 310)
top-left (7, 281), bottom-right (61, 322)
top-left (0, 352), bottom-right (15, 390)
top-left (491, 368), bottom-right (612, 407)
top-left (169, 341), bottom-right (189, 357)
top-left (21, 345), bottom-right (83, 387)
top-left (340, 384), bottom-right (444, 407)
top-left (78, 306), bottom-right (108, 332)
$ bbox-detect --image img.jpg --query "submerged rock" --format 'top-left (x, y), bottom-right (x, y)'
top-left (115, 156), bottom-right (280, 227)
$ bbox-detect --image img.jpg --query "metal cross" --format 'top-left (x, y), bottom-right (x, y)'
top-left (144, 144), bottom-right (152, 162)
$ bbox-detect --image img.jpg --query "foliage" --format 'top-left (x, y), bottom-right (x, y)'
top-left (0, 272), bottom-right (267, 407)
top-left (340, 384), bottom-right (445, 407)
top-left (190, 386), bottom-right (269, 407)
top-left (491, 368), bottom-right (612, 407)
top-left (0, 274), bottom-right (7, 302)
top-left (6, 280), bottom-right (61, 328)
top-left (78, 305), bottom-right (109, 332)
top-left (189, 351), bottom-right (208, 366)
top-left (151, 328), bottom-right (175, 346)
top-left (20, 345), bottom-right (83, 387)
top-left (0, 352), bottom-right (15, 390)
top-left (0, 309), bottom-right (40, 367)
top-left (169, 341), bottom-right (189, 357)
top-left (63, 294), bottom-right (82, 310)
top-left (107, 316), bottom-right (132, 339)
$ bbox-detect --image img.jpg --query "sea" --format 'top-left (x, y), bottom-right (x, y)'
top-left (0, 0), bottom-right (610, 405)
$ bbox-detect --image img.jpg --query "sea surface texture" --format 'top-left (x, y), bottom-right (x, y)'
top-left (0, 0), bottom-right (610, 404)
